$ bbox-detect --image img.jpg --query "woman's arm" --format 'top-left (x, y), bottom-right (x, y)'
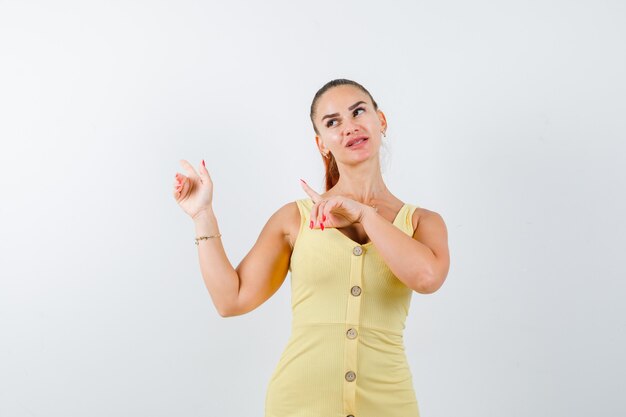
top-left (360, 207), bottom-right (450, 294)
top-left (193, 202), bottom-right (295, 317)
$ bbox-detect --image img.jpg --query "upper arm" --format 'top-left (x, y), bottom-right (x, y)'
top-left (229, 202), bottom-right (298, 316)
top-left (412, 209), bottom-right (450, 293)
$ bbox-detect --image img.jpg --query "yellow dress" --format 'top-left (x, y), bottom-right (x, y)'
top-left (265, 198), bottom-right (421, 417)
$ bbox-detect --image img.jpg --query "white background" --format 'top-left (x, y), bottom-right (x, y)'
top-left (1, 1), bottom-right (625, 416)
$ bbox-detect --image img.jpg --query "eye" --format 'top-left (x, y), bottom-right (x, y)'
top-left (326, 119), bottom-right (337, 128)
top-left (353, 107), bottom-right (365, 116)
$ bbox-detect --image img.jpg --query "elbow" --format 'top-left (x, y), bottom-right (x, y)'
top-left (218, 307), bottom-right (243, 318)
top-left (414, 279), bottom-right (436, 294)
top-left (217, 306), bottom-right (231, 318)
top-left (215, 291), bottom-right (243, 317)
top-left (217, 302), bottom-right (240, 318)
top-left (417, 281), bottom-right (439, 294)
top-left (413, 268), bottom-right (442, 294)
top-left (218, 301), bottom-right (251, 318)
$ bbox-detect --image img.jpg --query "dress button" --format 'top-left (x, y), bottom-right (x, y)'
top-left (350, 285), bottom-right (362, 296)
top-left (352, 246), bottom-right (363, 256)
top-left (346, 328), bottom-right (358, 339)
top-left (345, 370), bottom-right (356, 382)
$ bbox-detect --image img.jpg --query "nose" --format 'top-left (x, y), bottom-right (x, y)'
top-left (343, 120), bottom-right (360, 136)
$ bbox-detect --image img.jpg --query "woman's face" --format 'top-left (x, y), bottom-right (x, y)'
top-left (314, 85), bottom-right (387, 164)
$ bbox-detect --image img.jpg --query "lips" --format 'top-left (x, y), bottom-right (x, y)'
top-left (346, 136), bottom-right (368, 147)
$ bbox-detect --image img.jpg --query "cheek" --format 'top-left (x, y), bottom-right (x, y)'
top-left (325, 133), bottom-right (342, 144)
top-left (369, 115), bottom-right (382, 125)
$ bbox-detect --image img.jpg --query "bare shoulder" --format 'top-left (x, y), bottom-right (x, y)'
top-left (411, 206), bottom-right (449, 265)
top-left (410, 206), bottom-right (449, 290)
top-left (270, 200), bottom-right (301, 250)
top-left (411, 207), bottom-right (447, 237)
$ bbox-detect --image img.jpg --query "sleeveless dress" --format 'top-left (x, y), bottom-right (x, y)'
top-left (264, 198), bottom-right (421, 417)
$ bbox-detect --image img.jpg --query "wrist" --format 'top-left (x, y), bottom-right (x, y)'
top-left (192, 207), bottom-right (214, 221)
top-left (193, 207), bottom-right (220, 237)
top-left (357, 204), bottom-right (378, 224)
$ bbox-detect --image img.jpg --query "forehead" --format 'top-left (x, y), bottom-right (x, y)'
top-left (316, 85), bottom-right (372, 116)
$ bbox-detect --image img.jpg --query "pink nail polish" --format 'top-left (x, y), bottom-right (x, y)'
top-left (310, 220), bottom-right (313, 229)
top-left (320, 222), bottom-right (324, 231)
top-left (322, 214), bottom-right (326, 222)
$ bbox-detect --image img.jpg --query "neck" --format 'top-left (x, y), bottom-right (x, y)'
top-left (331, 157), bottom-right (389, 205)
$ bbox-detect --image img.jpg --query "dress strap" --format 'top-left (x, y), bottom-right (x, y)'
top-left (403, 203), bottom-right (420, 236)
top-left (294, 199), bottom-right (311, 235)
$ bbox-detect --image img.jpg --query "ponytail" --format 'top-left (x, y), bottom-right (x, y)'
top-left (322, 152), bottom-right (340, 192)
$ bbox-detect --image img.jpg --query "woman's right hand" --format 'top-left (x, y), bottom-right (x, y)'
top-left (173, 159), bottom-right (214, 219)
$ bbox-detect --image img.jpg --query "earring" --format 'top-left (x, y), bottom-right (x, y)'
top-left (382, 130), bottom-right (387, 138)
top-left (323, 152), bottom-right (330, 159)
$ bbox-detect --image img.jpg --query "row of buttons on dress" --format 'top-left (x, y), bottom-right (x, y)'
top-left (345, 246), bottom-right (364, 417)
top-left (351, 246), bottom-right (363, 298)
top-left (345, 323), bottom-right (358, 382)
top-left (347, 245), bottom-right (364, 383)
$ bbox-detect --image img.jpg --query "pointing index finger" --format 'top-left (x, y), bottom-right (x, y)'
top-left (180, 159), bottom-right (200, 180)
top-left (299, 179), bottom-right (321, 203)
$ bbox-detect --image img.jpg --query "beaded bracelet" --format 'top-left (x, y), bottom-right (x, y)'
top-left (195, 233), bottom-right (222, 245)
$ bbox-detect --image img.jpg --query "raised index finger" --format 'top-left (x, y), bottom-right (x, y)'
top-left (179, 159), bottom-right (200, 180)
top-left (299, 179), bottom-right (321, 203)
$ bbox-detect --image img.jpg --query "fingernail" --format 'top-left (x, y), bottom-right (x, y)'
top-left (322, 214), bottom-right (326, 222)
top-left (309, 220), bottom-right (313, 229)
top-left (202, 159), bottom-right (206, 167)
top-left (300, 179), bottom-right (307, 184)
top-left (320, 222), bottom-right (324, 231)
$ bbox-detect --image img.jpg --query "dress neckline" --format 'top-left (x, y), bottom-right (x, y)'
top-left (306, 198), bottom-right (407, 247)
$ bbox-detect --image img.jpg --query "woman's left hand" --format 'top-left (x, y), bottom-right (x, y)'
top-left (300, 179), bottom-right (370, 230)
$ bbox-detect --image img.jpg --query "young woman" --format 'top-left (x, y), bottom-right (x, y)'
top-left (173, 79), bottom-right (450, 417)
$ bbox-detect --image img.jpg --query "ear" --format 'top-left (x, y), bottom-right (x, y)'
top-left (377, 109), bottom-right (388, 133)
top-left (315, 134), bottom-right (327, 154)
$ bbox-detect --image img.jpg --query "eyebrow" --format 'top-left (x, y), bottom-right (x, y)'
top-left (321, 101), bottom-right (367, 122)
